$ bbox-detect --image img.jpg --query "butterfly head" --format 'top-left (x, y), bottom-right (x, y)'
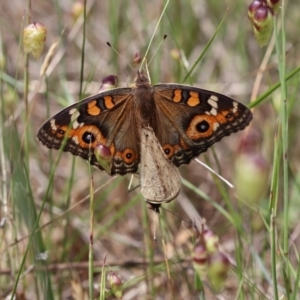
top-left (134, 70), bottom-right (150, 88)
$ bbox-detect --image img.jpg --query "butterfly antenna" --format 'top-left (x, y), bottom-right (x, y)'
top-left (148, 34), bottom-right (168, 66)
top-left (139, 0), bottom-right (169, 71)
top-left (194, 158), bottom-right (234, 188)
top-left (106, 42), bottom-right (135, 71)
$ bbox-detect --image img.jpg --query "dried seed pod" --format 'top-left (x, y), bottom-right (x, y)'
top-left (23, 22), bottom-right (47, 59)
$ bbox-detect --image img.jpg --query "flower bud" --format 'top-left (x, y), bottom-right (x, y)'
top-left (99, 75), bottom-right (118, 92)
top-left (23, 22), bottom-right (47, 59)
top-left (248, 0), bottom-right (277, 47)
top-left (248, 0), bottom-right (265, 22)
top-left (266, 0), bottom-right (281, 13)
top-left (253, 5), bottom-right (274, 28)
top-left (71, 1), bottom-right (84, 21)
top-left (132, 52), bottom-right (141, 67)
top-left (235, 152), bottom-right (269, 205)
top-left (253, 6), bottom-right (274, 46)
top-left (170, 48), bottom-right (181, 61)
top-left (203, 229), bottom-right (219, 254)
top-left (108, 272), bottom-right (122, 299)
top-left (237, 130), bottom-right (261, 154)
top-left (207, 252), bottom-right (230, 292)
top-left (94, 144), bottom-right (113, 174)
top-left (271, 90), bottom-right (281, 113)
top-left (235, 131), bottom-right (269, 204)
top-left (193, 242), bottom-right (208, 280)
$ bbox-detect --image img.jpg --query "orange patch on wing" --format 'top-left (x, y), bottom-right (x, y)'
top-left (215, 110), bottom-right (232, 123)
top-left (87, 100), bottom-right (101, 116)
top-left (173, 90), bottom-right (182, 103)
top-left (187, 91), bottom-right (200, 107)
top-left (109, 143), bottom-right (116, 156)
top-left (55, 125), bottom-right (75, 138)
top-left (74, 125), bottom-right (106, 148)
top-left (163, 143), bottom-right (183, 159)
top-left (186, 115), bottom-right (214, 140)
top-left (162, 144), bottom-right (175, 159)
top-left (115, 148), bottom-right (137, 164)
top-left (104, 96), bottom-right (115, 109)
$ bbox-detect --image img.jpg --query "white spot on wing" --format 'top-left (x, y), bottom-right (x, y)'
top-left (233, 101), bottom-right (238, 113)
top-left (69, 108), bottom-right (81, 129)
top-left (72, 120), bottom-right (80, 129)
top-left (72, 136), bottom-right (79, 144)
top-left (210, 95), bottom-right (219, 102)
top-left (213, 122), bottom-right (220, 131)
top-left (210, 107), bottom-right (218, 116)
top-left (50, 119), bottom-right (57, 130)
top-left (208, 98), bottom-right (218, 109)
top-left (69, 108), bottom-right (79, 115)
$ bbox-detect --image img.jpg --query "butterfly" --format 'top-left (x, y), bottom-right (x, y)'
top-left (37, 70), bottom-right (253, 181)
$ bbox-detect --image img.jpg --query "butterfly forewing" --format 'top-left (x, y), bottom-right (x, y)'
top-left (152, 84), bottom-right (253, 167)
top-left (37, 87), bottom-right (141, 175)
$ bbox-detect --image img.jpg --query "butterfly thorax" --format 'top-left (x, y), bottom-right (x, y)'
top-left (133, 71), bottom-right (155, 127)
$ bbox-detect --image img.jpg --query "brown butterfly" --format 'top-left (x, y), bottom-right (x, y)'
top-left (37, 70), bottom-right (252, 180)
